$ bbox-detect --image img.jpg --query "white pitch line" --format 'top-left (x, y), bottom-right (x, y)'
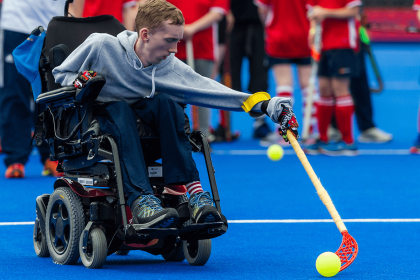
top-left (228, 219), bottom-right (420, 223)
top-left (2, 219), bottom-right (420, 226)
top-left (212, 149), bottom-right (410, 156)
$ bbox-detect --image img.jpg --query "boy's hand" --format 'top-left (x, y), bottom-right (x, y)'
top-left (277, 105), bottom-right (299, 142)
top-left (74, 70), bottom-right (97, 89)
top-left (308, 6), bottom-right (328, 23)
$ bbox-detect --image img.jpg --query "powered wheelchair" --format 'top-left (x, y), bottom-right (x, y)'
top-left (31, 8), bottom-right (227, 269)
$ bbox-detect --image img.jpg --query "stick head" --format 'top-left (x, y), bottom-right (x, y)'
top-left (335, 230), bottom-right (358, 271)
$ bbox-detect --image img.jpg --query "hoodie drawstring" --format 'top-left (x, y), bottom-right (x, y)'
top-left (132, 58), bottom-right (157, 98)
top-left (147, 66), bottom-right (157, 98)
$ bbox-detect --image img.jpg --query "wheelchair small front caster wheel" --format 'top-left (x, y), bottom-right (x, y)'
top-left (33, 220), bottom-right (50, 258)
top-left (162, 241), bottom-right (185, 262)
top-left (79, 227), bottom-right (107, 269)
top-left (183, 239), bottom-right (212, 266)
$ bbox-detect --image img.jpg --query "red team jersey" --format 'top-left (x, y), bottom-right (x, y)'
top-left (167, 0), bottom-right (229, 61)
top-left (255, 0), bottom-right (311, 59)
top-left (306, 0), bottom-right (361, 52)
top-left (413, 0), bottom-right (420, 10)
top-left (83, 0), bottom-right (137, 23)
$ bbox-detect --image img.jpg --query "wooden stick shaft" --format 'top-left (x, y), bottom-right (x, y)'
top-left (287, 130), bottom-right (347, 233)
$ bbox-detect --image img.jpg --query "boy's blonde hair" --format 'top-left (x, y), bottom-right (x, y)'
top-left (135, 0), bottom-right (184, 34)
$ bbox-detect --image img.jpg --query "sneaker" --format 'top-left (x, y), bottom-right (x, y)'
top-left (304, 139), bottom-right (327, 155)
top-left (42, 159), bottom-right (64, 177)
top-left (189, 191), bottom-right (221, 224)
top-left (253, 121), bottom-right (271, 139)
top-left (131, 195), bottom-right (179, 228)
top-left (259, 132), bottom-right (289, 147)
top-left (210, 124), bottom-right (240, 143)
top-left (357, 127), bottom-right (393, 143)
top-left (320, 141), bottom-right (358, 156)
top-left (5, 163), bottom-right (25, 179)
top-left (328, 126), bottom-right (342, 143)
top-left (409, 134), bottom-right (420, 154)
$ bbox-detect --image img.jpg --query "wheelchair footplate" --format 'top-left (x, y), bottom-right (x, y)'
top-left (178, 221), bottom-right (227, 241)
top-left (124, 221), bottom-right (227, 244)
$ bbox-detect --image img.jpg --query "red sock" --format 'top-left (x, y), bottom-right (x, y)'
top-left (186, 181), bottom-right (203, 195)
top-left (317, 96), bottom-right (334, 143)
top-left (335, 95), bottom-right (355, 144)
top-left (276, 85), bottom-right (294, 105)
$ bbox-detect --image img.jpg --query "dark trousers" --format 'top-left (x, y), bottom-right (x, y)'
top-left (0, 30), bottom-right (50, 167)
top-left (230, 22), bottom-right (268, 93)
top-left (97, 94), bottom-right (200, 207)
top-left (350, 43), bottom-right (375, 132)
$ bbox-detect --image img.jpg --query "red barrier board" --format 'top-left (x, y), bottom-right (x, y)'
top-left (365, 8), bottom-right (420, 42)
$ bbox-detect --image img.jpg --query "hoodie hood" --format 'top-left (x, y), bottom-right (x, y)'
top-left (117, 30), bottom-right (175, 76)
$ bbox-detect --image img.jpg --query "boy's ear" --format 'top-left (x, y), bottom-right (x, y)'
top-left (139, 28), bottom-right (149, 42)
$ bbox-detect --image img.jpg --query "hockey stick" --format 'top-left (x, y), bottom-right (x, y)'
top-left (287, 129), bottom-right (358, 272)
top-left (302, 24), bottom-right (322, 141)
top-left (359, 26), bottom-right (384, 94)
top-left (186, 39), bottom-right (199, 130)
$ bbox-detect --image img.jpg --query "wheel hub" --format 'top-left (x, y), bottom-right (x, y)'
top-left (56, 217), bottom-right (63, 237)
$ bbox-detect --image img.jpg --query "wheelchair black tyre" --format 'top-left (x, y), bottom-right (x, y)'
top-left (46, 187), bottom-right (85, 265)
top-left (79, 227), bottom-right (107, 269)
top-left (162, 242), bottom-right (185, 262)
top-left (183, 239), bottom-right (212, 266)
top-left (115, 250), bottom-right (130, 256)
top-left (33, 221), bottom-right (50, 258)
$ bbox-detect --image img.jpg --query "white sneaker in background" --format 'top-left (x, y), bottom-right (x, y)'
top-left (357, 127), bottom-right (393, 143)
top-left (328, 126), bottom-right (342, 142)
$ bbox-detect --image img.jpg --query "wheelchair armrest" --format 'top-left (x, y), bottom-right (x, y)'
top-left (36, 86), bottom-right (76, 104)
top-left (75, 76), bottom-right (106, 103)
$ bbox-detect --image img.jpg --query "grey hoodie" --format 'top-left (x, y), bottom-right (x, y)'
top-left (53, 31), bottom-right (291, 121)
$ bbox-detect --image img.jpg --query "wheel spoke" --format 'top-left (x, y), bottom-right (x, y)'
top-left (58, 203), bottom-right (63, 219)
top-left (54, 234), bottom-right (60, 247)
top-left (62, 216), bottom-right (70, 228)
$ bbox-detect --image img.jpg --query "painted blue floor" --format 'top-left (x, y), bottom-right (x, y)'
top-left (0, 42), bottom-right (419, 279)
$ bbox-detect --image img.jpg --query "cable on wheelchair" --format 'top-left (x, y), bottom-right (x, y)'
top-left (47, 100), bottom-right (91, 142)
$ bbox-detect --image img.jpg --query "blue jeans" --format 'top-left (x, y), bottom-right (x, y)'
top-left (0, 30), bottom-right (50, 167)
top-left (96, 94), bottom-right (200, 208)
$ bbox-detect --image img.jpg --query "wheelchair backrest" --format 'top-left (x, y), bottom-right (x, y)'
top-left (41, 15), bottom-right (126, 91)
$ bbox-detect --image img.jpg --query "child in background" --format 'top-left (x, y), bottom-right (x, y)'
top-left (305, 0), bottom-right (361, 156)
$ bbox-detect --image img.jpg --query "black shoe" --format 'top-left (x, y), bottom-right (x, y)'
top-left (188, 192), bottom-right (221, 224)
top-left (131, 195), bottom-right (179, 228)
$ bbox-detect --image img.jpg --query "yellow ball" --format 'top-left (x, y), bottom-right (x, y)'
top-left (316, 252), bottom-right (341, 277)
top-left (267, 144), bottom-right (284, 161)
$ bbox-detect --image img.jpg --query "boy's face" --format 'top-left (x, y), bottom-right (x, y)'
top-left (146, 20), bottom-right (183, 65)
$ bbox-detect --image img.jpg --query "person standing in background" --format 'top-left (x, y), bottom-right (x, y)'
top-left (305, 0), bottom-right (361, 156)
top-left (68, 0), bottom-right (139, 31)
top-left (0, 0), bottom-right (72, 178)
top-left (255, 0), bottom-right (318, 147)
top-left (165, 0), bottom-right (228, 137)
top-left (229, 0), bottom-right (271, 141)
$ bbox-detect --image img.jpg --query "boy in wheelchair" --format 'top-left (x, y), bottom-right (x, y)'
top-left (52, 0), bottom-right (299, 229)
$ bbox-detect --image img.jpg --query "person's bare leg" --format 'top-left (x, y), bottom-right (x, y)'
top-left (272, 64), bottom-right (294, 103)
top-left (297, 65), bottom-right (318, 138)
top-left (331, 77), bottom-right (355, 144)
